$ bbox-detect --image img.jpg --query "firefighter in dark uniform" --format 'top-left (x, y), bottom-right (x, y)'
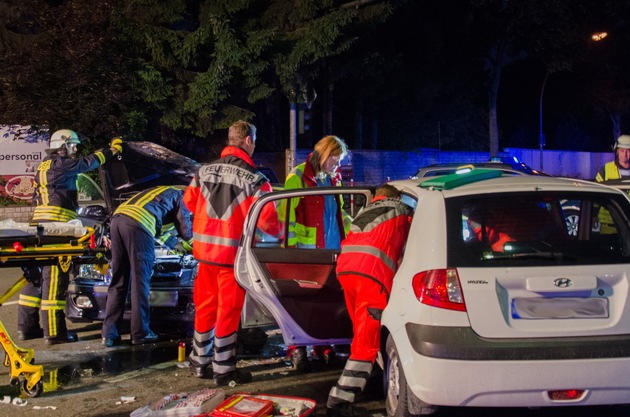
top-left (184, 120), bottom-right (282, 386)
top-left (18, 129), bottom-right (122, 345)
top-left (327, 184), bottom-right (412, 417)
top-left (101, 186), bottom-right (192, 347)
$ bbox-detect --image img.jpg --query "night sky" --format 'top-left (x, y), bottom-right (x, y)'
top-left (315, 1), bottom-right (630, 154)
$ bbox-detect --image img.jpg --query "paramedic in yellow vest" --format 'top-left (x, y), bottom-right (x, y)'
top-left (281, 135), bottom-right (353, 371)
top-left (595, 135), bottom-right (630, 234)
top-left (18, 129), bottom-right (122, 345)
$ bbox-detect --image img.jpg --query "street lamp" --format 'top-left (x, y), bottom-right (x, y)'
top-left (591, 32), bottom-right (608, 42)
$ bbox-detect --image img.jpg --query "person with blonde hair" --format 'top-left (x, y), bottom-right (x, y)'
top-left (284, 135), bottom-right (351, 248)
top-left (282, 135), bottom-right (353, 370)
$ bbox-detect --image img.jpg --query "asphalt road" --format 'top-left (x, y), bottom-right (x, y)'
top-left (1, 268), bottom-right (629, 417)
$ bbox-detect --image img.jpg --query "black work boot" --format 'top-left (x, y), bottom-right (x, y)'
top-left (17, 328), bottom-right (43, 341)
top-left (291, 346), bottom-right (310, 372)
top-left (45, 331), bottom-right (78, 345)
top-left (213, 369), bottom-right (252, 387)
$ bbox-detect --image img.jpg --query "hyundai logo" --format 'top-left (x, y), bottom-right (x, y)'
top-left (554, 278), bottom-right (572, 288)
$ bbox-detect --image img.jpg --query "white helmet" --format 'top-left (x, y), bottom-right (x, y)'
top-left (50, 129), bottom-right (80, 150)
top-left (615, 135), bottom-right (630, 150)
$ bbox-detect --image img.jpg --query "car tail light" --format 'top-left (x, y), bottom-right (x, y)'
top-left (547, 389), bottom-right (586, 401)
top-left (412, 269), bottom-right (466, 311)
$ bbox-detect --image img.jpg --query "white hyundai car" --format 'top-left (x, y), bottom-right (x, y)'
top-left (235, 169), bottom-right (630, 416)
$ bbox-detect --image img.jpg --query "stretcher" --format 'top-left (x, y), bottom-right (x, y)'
top-left (0, 220), bottom-right (108, 397)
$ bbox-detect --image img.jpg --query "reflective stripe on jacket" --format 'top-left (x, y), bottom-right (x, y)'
top-left (184, 146), bottom-right (276, 266)
top-left (595, 161), bottom-right (622, 183)
top-left (281, 159), bottom-right (352, 248)
top-left (32, 148), bottom-right (115, 222)
top-left (595, 161), bottom-right (626, 234)
top-left (114, 186), bottom-right (192, 245)
top-left (335, 196), bottom-right (412, 297)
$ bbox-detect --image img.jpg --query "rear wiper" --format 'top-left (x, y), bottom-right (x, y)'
top-left (481, 251), bottom-right (563, 261)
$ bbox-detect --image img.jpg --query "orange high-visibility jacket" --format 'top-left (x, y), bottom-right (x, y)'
top-left (335, 196), bottom-right (412, 297)
top-left (184, 146), bottom-right (280, 266)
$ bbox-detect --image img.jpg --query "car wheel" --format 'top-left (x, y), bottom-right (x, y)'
top-left (384, 335), bottom-right (436, 417)
top-left (564, 209), bottom-right (580, 237)
top-left (236, 326), bottom-right (269, 355)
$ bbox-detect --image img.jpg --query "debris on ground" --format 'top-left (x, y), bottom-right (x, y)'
top-left (0, 396), bottom-right (27, 406)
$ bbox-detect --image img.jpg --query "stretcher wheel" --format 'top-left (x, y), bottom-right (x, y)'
top-left (20, 379), bottom-right (43, 397)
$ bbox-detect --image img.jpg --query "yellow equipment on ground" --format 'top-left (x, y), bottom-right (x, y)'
top-left (0, 222), bottom-right (108, 397)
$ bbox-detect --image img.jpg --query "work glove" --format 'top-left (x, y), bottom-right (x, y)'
top-left (110, 137), bottom-right (123, 154)
top-left (174, 241), bottom-right (193, 254)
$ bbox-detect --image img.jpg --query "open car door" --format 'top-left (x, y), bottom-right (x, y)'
top-left (236, 187), bottom-right (374, 347)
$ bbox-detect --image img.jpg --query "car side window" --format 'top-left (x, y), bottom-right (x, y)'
top-left (252, 191), bottom-right (385, 249)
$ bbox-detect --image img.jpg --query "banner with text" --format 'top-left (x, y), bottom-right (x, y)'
top-left (0, 125), bottom-right (49, 201)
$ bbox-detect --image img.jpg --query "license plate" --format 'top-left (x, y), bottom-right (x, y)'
top-left (148, 290), bottom-right (178, 307)
top-left (511, 297), bottom-right (608, 319)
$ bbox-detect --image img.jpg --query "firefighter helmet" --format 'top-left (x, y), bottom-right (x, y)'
top-left (50, 129), bottom-right (80, 150)
top-left (614, 135), bottom-right (630, 150)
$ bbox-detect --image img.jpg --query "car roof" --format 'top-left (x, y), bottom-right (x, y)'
top-left (598, 178), bottom-right (630, 191)
top-left (393, 170), bottom-right (621, 198)
top-left (414, 162), bottom-right (548, 178)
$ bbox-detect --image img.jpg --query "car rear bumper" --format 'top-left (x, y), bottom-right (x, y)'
top-left (394, 323), bottom-right (630, 407)
top-left (406, 323), bottom-right (630, 360)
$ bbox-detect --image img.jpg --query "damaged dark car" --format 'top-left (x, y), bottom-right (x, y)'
top-left (67, 142), bottom-right (200, 332)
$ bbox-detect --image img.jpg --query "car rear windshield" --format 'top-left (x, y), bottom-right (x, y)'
top-left (446, 191), bottom-right (630, 267)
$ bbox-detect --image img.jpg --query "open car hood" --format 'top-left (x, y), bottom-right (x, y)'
top-left (99, 141), bottom-right (200, 213)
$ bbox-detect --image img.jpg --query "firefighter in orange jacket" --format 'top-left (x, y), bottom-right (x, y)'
top-left (184, 120), bottom-right (281, 386)
top-left (327, 184), bottom-right (412, 416)
top-left (18, 129), bottom-right (121, 345)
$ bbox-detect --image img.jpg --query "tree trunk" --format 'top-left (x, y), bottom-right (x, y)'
top-left (369, 100), bottom-right (378, 150)
top-left (488, 66), bottom-right (501, 158)
top-left (354, 89), bottom-right (364, 149)
top-left (609, 111), bottom-right (621, 143)
top-left (323, 83), bottom-right (334, 136)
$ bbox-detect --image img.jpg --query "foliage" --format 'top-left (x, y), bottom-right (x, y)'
top-left (0, 194), bottom-right (31, 207)
top-left (1, 0), bottom-right (628, 156)
top-left (0, 0), bottom-right (138, 146)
